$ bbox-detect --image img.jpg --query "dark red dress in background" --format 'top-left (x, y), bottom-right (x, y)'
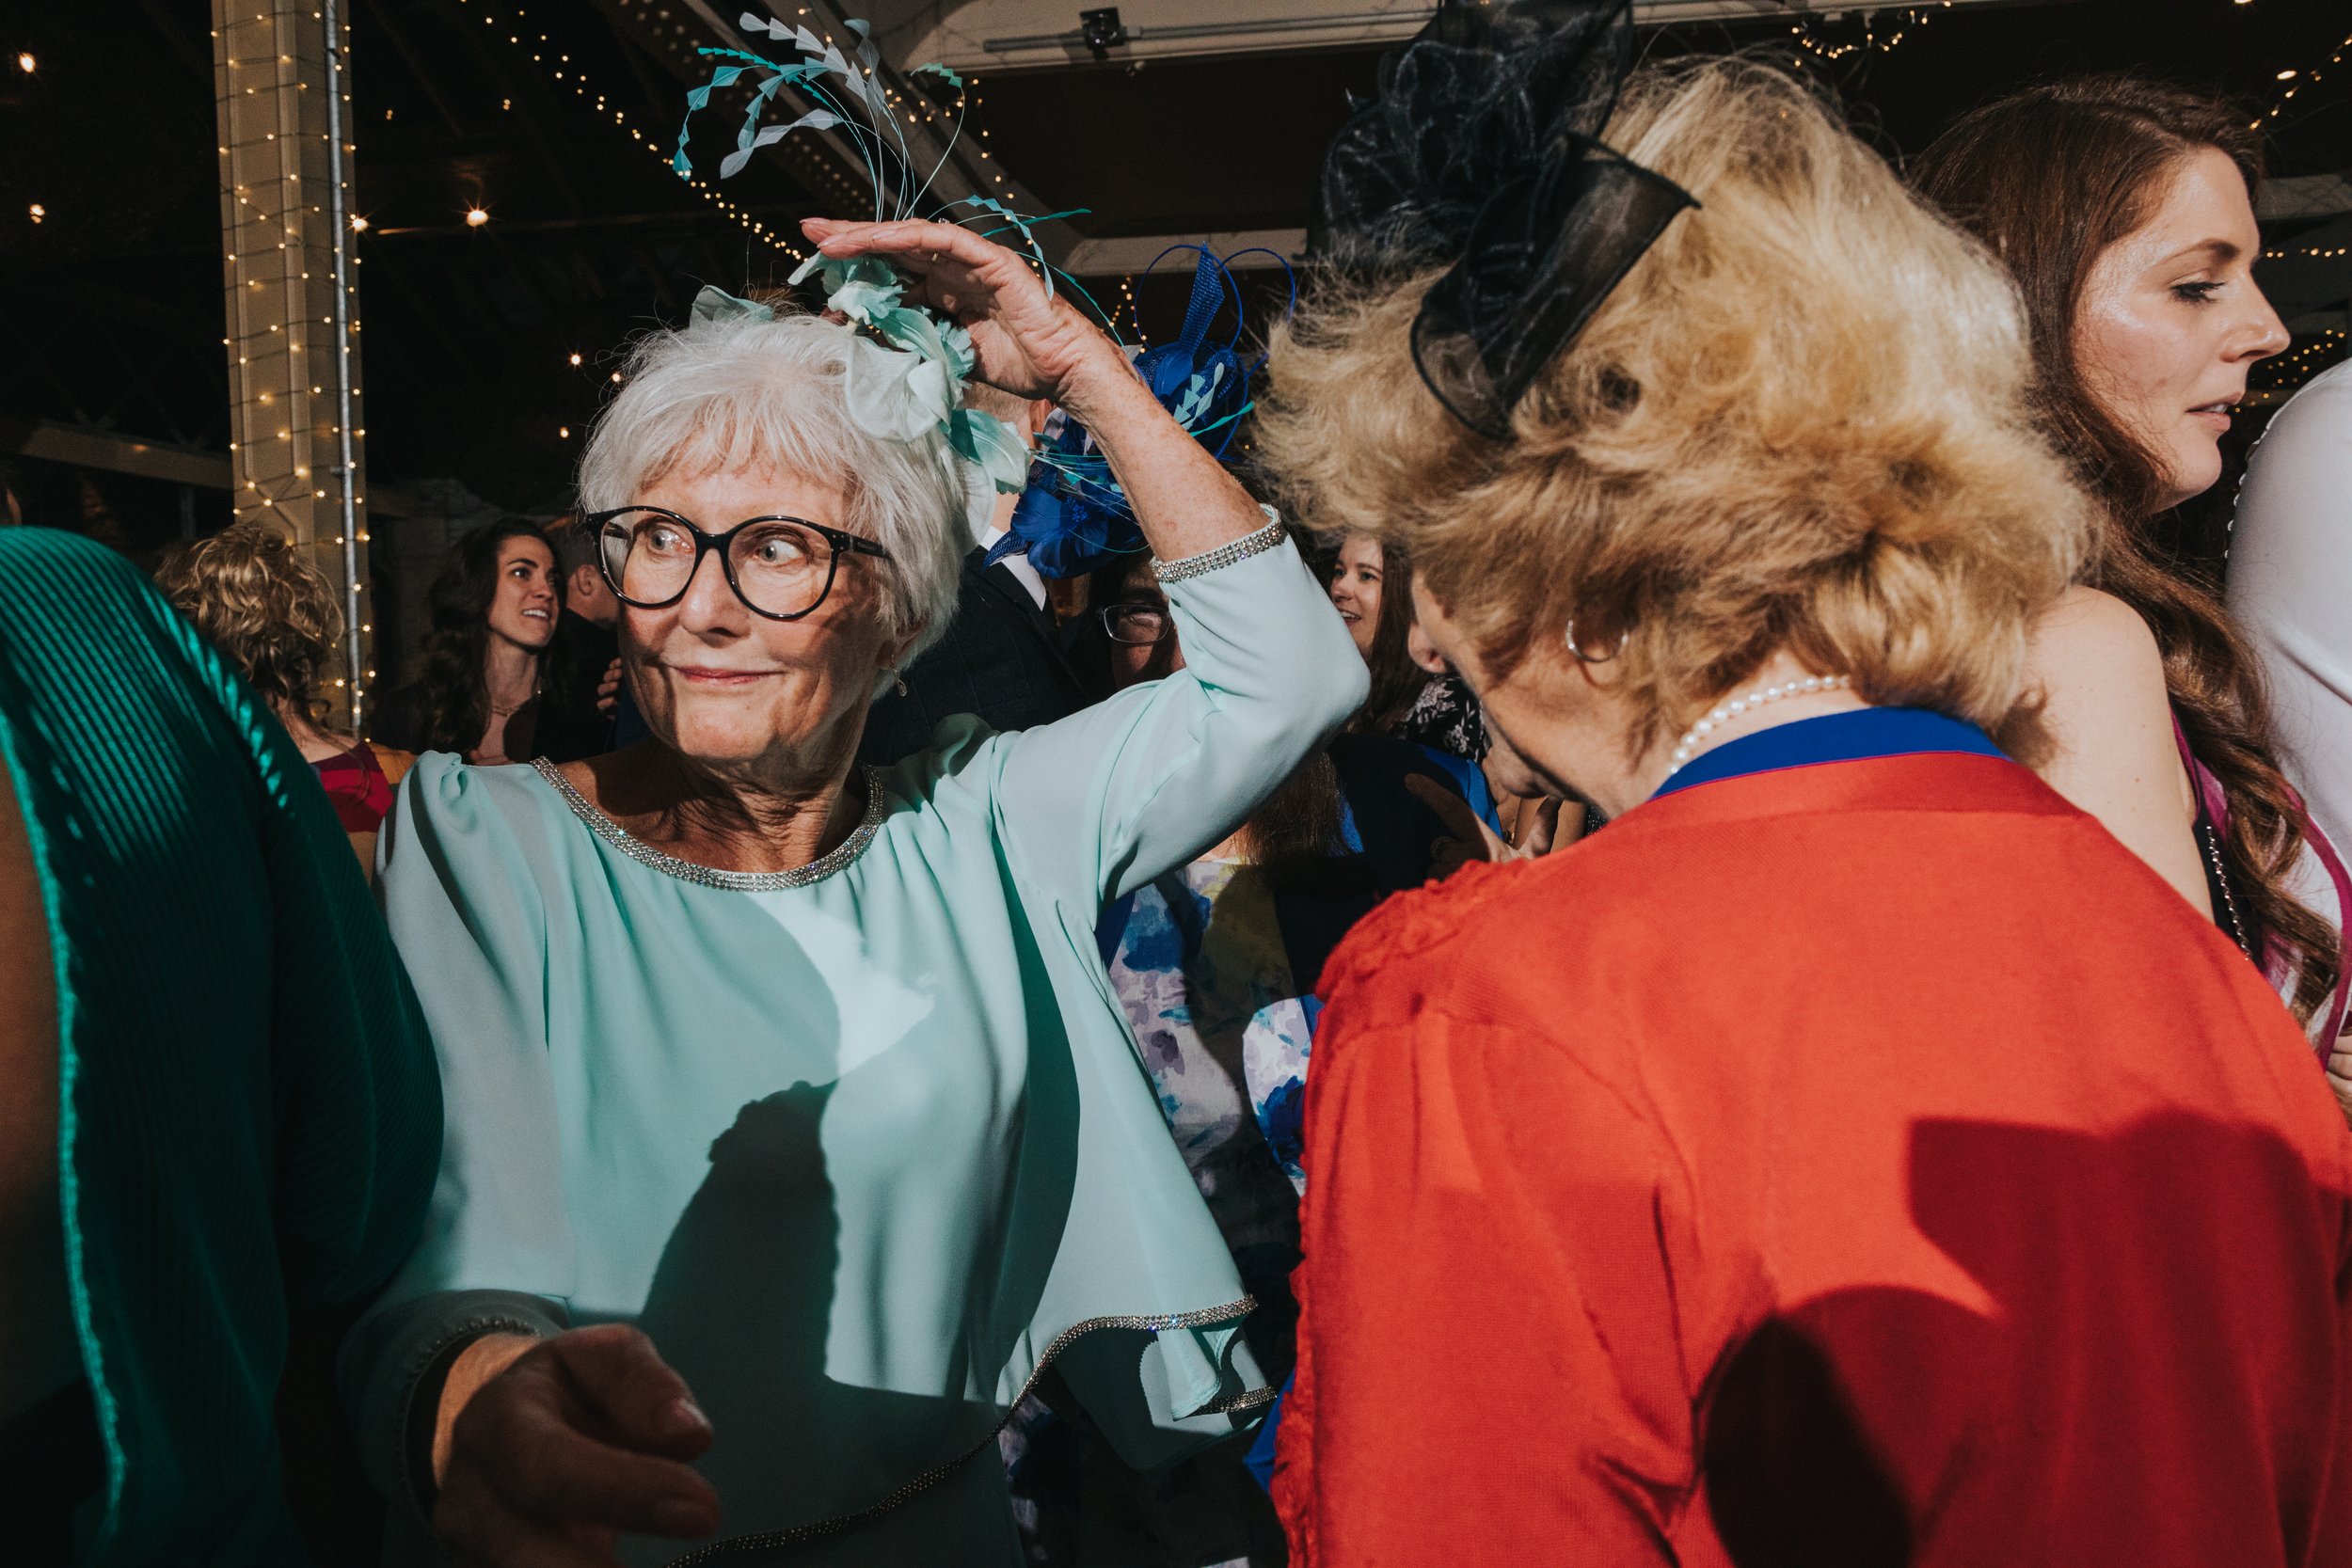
top-left (312, 742), bottom-right (396, 834)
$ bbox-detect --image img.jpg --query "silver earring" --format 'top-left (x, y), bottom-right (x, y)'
top-left (1565, 618), bottom-right (1618, 664)
top-left (893, 672), bottom-right (909, 697)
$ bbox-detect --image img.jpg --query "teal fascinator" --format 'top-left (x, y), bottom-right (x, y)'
top-left (676, 11), bottom-right (1286, 569)
top-left (674, 12), bottom-right (1080, 514)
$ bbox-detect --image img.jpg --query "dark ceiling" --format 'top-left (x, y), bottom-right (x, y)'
top-left (1, 0), bottom-right (2346, 530)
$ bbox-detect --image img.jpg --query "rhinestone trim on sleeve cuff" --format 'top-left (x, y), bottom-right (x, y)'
top-left (1151, 507), bottom-right (1287, 583)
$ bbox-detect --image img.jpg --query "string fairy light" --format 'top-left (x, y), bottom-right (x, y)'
top-left (452, 0), bottom-right (804, 257)
top-left (2250, 326), bottom-right (2349, 405)
top-left (2254, 24), bottom-right (2351, 129)
top-left (214, 2), bottom-right (371, 725)
top-left (1788, 2), bottom-right (1952, 64)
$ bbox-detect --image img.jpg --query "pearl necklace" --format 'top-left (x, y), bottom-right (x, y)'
top-left (1665, 673), bottom-right (1851, 777)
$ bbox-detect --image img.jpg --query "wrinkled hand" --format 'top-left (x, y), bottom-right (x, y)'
top-left (802, 217), bottom-right (1122, 410)
top-left (1408, 775), bottom-right (1564, 878)
top-left (2329, 1042), bottom-right (2352, 1127)
top-left (435, 1324), bottom-right (719, 1568)
top-left (596, 658), bottom-right (622, 719)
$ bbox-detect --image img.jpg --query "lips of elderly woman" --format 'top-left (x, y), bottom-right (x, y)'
top-left (616, 465), bottom-right (913, 768)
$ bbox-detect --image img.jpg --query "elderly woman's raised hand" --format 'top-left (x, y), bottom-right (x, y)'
top-left (802, 217), bottom-right (1125, 414)
top-left (434, 1323), bottom-right (720, 1566)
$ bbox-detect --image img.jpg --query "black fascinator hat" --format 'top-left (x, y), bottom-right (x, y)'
top-left (1309, 0), bottom-right (1697, 440)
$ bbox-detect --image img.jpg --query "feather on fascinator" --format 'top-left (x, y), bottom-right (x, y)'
top-left (674, 12), bottom-right (1069, 515)
top-left (676, 12), bottom-right (1273, 563)
top-left (1311, 0), bottom-right (1698, 440)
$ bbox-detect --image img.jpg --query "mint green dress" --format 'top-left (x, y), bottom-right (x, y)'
top-left (348, 532), bottom-right (1367, 1565)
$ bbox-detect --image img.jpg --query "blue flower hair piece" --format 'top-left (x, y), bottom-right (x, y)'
top-left (997, 245), bottom-right (1293, 579)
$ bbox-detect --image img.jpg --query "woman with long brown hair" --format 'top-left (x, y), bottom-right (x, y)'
top-left (1916, 77), bottom-right (2348, 1050)
top-left (1324, 530), bottom-right (1488, 759)
top-left (370, 517), bottom-right (560, 764)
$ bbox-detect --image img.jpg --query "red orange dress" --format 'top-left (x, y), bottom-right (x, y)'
top-left (1276, 708), bottom-right (2352, 1567)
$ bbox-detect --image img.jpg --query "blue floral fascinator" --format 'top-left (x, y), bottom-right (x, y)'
top-left (1311, 0), bottom-right (1699, 440)
top-left (993, 245), bottom-right (1289, 579)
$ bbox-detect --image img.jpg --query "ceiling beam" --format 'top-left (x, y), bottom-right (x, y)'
top-left (0, 418), bottom-right (234, 490)
top-left (905, 0), bottom-right (2100, 74)
top-left (2263, 174), bottom-right (2352, 223)
top-left (1062, 227), bottom-right (1301, 276)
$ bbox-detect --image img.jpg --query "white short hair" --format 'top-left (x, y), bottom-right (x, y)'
top-left (577, 308), bottom-right (966, 660)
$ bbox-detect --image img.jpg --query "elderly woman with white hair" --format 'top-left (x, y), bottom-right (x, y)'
top-left (342, 217), bottom-right (1364, 1567)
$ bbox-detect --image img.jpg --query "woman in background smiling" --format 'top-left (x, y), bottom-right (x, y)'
top-left (371, 517), bottom-right (561, 765)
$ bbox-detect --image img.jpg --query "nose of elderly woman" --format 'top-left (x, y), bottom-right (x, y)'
top-left (671, 535), bottom-right (754, 636)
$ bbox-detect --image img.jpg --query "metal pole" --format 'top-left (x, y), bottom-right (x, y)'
top-left (322, 0), bottom-right (363, 728)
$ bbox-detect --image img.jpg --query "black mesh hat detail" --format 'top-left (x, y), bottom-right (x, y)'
top-left (1308, 0), bottom-right (1698, 440)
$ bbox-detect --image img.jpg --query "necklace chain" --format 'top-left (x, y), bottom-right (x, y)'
top-left (1665, 673), bottom-right (1851, 778)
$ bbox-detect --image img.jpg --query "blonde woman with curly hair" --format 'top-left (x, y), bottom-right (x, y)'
top-left (158, 521), bottom-right (414, 865)
top-left (1251, 6), bottom-right (2352, 1564)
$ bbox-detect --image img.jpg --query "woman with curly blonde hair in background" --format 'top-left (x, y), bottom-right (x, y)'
top-left (159, 521), bottom-right (415, 866)
top-left (1252, 5), bottom-right (2352, 1564)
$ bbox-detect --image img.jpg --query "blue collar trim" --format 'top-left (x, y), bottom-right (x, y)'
top-left (1651, 706), bottom-right (2004, 800)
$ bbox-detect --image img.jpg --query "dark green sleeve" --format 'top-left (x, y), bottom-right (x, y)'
top-left (0, 528), bottom-right (443, 1560)
top-left (224, 641), bottom-right (445, 1310)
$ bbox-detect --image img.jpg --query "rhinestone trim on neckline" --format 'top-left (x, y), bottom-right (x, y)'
top-left (530, 757), bottom-right (886, 891)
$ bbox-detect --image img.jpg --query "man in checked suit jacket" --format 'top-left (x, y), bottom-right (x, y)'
top-left (856, 532), bottom-right (1089, 767)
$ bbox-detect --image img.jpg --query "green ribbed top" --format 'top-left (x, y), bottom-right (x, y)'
top-left (0, 529), bottom-right (442, 1563)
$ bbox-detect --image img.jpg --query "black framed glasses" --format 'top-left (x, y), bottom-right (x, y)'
top-left (1098, 601), bottom-right (1173, 646)
top-left (588, 506), bottom-right (894, 623)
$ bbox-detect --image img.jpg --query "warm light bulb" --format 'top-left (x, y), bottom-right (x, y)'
top-left (568, 352), bottom-right (582, 366)
top-left (26, 202), bottom-right (42, 222)
top-left (465, 206), bottom-right (490, 227)
top-left (16, 53), bottom-right (34, 73)
top-left (349, 214), bottom-right (369, 231)
top-left (559, 425), bottom-right (571, 438)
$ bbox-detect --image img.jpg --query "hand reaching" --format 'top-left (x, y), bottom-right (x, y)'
top-left (434, 1324), bottom-right (719, 1568)
top-left (1408, 775), bottom-right (1565, 878)
top-left (802, 217), bottom-right (1124, 411)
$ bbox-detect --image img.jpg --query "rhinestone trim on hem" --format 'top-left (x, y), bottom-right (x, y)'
top-left (1151, 508), bottom-right (1287, 583)
top-left (659, 1296), bottom-right (1265, 1565)
top-left (531, 758), bottom-right (885, 891)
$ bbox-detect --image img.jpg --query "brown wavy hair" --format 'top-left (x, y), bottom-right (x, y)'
top-left (1329, 532), bottom-right (1424, 736)
top-left (1915, 76), bottom-right (2336, 1022)
top-left (405, 517), bottom-right (554, 755)
top-left (156, 521), bottom-right (345, 726)
top-left (1258, 59), bottom-right (2094, 767)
